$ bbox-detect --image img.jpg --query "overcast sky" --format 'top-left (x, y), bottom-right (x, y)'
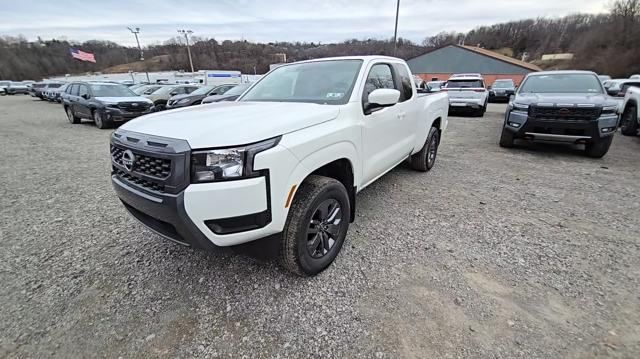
top-left (1, 0), bottom-right (608, 47)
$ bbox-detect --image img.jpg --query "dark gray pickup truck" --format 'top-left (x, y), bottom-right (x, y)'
top-left (499, 71), bottom-right (619, 158)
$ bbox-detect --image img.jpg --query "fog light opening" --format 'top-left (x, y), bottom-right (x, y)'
top-left (508, 122), bottom-right (521, 128)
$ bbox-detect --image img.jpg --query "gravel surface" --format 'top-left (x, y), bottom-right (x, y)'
top-left (1, 95), bottom-right (639, 358)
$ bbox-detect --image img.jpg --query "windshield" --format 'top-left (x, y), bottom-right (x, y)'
top-left (492, 81), bottom-right (514, 89)
top-left (241, 59), bottom-right (363, 104)
top-left (190, 86), bottom-right (216, 95)
top-left (47, 83), bottom-right (63, 88)
top-left (445, 79), bottom-right (483, 88)
top-left (90, 84), bottom-right (136, 97)
top-left (427, 81), bottom-right (443, 87)
top-left (519, 74), bottom-right (603, 94)
top-left (134, 85), bottom-right (163, 95)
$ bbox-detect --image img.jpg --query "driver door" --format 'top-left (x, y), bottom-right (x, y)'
top-left (75, 84), bottom-right (92, 118)
top-left (361, 63), bottom-right (409, 186)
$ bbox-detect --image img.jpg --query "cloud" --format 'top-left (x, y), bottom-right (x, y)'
top-left (0, 0), bottom-right (608, 46)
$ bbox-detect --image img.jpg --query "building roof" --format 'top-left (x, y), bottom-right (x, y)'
top-left (407, 44), bottom-right (541, 75)
top-left (460, 45), bottom-right (542, 72)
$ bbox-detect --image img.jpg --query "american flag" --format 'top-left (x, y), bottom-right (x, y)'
top-left (69, 48), bottom-right (96, 63)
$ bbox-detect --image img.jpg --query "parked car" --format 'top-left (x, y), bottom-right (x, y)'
top-left (51, 83), bottom-right (71, 103)
top-left (6, 82), bottom-right (30, 95)
top-left (201, 83), bottom-right (252, 104)
top-left (442, 74), bottom-right (488, 116)
top-left (499, 70), bottom-right (619, 158)
top-left (488, 79), bottom-right (516, 103)
top-left (598, 75), bottom-right (612, 83)
top-left (62, 81), bottom-right (154, 129)
top-left (143, 84), bottom-right (200, 111)
top-left (42, 82), bottom-right (65, 101)
top-left (620, 86), bottom-right (640, 136)
top-left (167, 84), bottom-right (237, 109)
top-left (426, 81), bottom-right (446, 92)
top-left (109, 56), bottom-right (449, 276)
top-left (30, 82), bottom-right (47, 98)
top-left (630, 75), bottom-right (640, 80)
top-left (0, 81), bottom-right (10, 93)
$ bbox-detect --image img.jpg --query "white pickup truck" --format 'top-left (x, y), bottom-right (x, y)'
top-left (110, 56), bottom-right (449, 276)
top-left (620, 86), bottom-right (640, 136)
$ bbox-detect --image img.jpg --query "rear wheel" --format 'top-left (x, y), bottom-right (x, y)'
top-left (499, 127), bottom-right (515, 148)
top-left (93, 110), bottom-right (112, 129)
top-left (411, 126), bottom-right (440, 171)
top-left (585, 136), bottom-right (613, 158)
top-left (154, 102), bottom-right (167, 111)
top-left (66, 107), bottom-right (80, 124)
top-left (279, 175), bottom-right (350, 276)
top-left (620, 105), bottom-right (638, 136)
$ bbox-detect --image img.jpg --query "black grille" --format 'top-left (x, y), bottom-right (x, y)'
top-left (118, 102), bottom-right (152, 112)
top-left (111, 146), bottom-right (171, 179)
top-left (529, 106), bottom-right (601, 120)
top-left (114, 169), bottom-right (166, 193)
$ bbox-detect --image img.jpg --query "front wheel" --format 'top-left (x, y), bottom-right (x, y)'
top-left (93, 110), bottom-right (112, 129)
top-left (620, 105), bottom-right (638, 136)
top-left (279, 175), bottom-right (350, 276)
top-left (585, 136), bottom-right (613, 158)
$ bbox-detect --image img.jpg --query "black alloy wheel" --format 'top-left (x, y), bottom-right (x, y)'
top-left (306, 199), bottom-right (343, 259)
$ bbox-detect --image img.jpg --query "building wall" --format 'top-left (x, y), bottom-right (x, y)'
top-left (417, 73), bottom-right (527, 86)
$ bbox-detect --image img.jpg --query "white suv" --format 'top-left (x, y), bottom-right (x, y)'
top-left (443, 74), bottom-right (489, 116)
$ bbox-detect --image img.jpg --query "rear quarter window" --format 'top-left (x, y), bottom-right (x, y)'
top-left (393, 64), bottom-right (413, 102)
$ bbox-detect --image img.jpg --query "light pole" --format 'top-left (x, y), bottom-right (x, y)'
top-left (127, 27), bottom-right (151, 83)
top-left (177, 29), bottom-right (195, 73)
top-left (393, 0), bottom-right (400, 56)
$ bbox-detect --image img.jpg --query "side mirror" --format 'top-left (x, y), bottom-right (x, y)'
top-left (81, 94), bottom-right (90, 100)
top-left (368, 88), bottom-right (400, 107)
top-left (170, 91), bottom-right (178, 95)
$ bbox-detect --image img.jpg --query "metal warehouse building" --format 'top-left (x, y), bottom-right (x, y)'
top-left (407, 44), bottom-right (541, 86)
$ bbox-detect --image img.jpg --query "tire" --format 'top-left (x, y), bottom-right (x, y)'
top-left (279, 175), bottom-right (350, 276)
top-left (499, 127), bottom-right (515, 148)
top-left (620, 105), bottom-right (638, 136)
top-left (93, 110), bottom-right (112, 129)
top-left (410, 126), bottom-right (440, 172)
top-left (585, 136), bottom-right (613, 158)
top-left (66, 107), bottom-right (80, 124)
top-left (154, 102), bottom-right (167, 111)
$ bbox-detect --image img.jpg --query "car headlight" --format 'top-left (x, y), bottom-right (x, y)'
top-left (177, 98), bottom-right (191, 104)
top-left (511, 102), bottom-right (529, 112)
top-left (191, 136), bottom-right (281, 183)
top-left (602, 105), bottom-right (618, 115)
top-left (104, 102), bottom-right (119, 108)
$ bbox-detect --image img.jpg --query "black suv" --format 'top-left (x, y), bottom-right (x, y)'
top-left (62, 82), bottom-right (154, 129)
top-left (489, 79), bottom-right (516, 102)
top-left (499, 71), bottom-right (619, 158)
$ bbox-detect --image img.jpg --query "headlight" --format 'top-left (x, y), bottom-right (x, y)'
top-left (104, 102), bottom-right (119, 108)
top-left (602, 105), bottom-right (618, 115)
top-left (191, 136), bottom-right (281, 183)
top-left (177, 98), bottom-right (191, 104)
top-left (511, 102), bottom-right (529, 112)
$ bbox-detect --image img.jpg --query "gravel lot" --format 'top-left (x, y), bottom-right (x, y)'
top-left (1, 95), bottom-right (639, 358)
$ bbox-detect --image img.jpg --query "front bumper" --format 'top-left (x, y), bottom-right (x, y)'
top-left (102, 107), bottom-right (154, 122)
top-left (489, 91), bottom-right (514, 100)
top-left (504, 110), bottom-right (619, 143)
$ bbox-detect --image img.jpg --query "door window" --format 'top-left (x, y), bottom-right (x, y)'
top-left (78, 85), bottom-right (89, 98)
top-left (185, 87), bottom-right (198, 94)
top-left (362, 64), bottom-right (396, 113)
top-left (70, 84), bottom-right (79, 96)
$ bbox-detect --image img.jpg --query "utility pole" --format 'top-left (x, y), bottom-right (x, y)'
top-left (127, 27), bottom-right (150, 83)
top-left (177, 29), bottom-right (195, 73)
top-left (393, 0), bottom-right (400, 56)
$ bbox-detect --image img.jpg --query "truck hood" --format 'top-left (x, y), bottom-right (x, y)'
top-left (514, 93), bottom-right (614, 106)
top-left (120, 101), bottom-right (340, 148)
top-left (95, 96), bottom-right (153, 104)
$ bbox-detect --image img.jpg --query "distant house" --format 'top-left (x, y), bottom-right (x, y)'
top-left (407, 44), bottom-right (541, 86)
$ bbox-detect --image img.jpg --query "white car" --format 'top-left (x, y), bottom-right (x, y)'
top-left (110, 56), bottom-right (449, 276)
top-left (443, 74), bottom-right (489, 116)
top-left (620, 86), bottom-right (640, 136)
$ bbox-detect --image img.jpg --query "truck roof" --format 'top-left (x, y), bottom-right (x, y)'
top-left (285, 55), bottom-right (405, 65)
top-left (528, 70), bottom-right (598, 77)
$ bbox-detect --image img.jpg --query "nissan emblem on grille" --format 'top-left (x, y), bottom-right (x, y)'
top-left (559, 108), bottom-right (570, 115)
top-left (122, 150), bottom-right (135, 172)
top-left (131, 103), bottom-right (139, 107)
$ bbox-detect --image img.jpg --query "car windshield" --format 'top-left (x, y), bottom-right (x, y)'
top-left (427, 81), bottom-right (443, 87)
top-left (240, 59), bottom-right (363, 105)
top-left (519, 74), bottom-right (603, 94)
top-left (445, 79), bottom-right (483, 88)
top-left (225, 84), bottom-right (251, 96)
top-left (190, 86), bottom-right (216, 95)
top-left (90, 84), bottom-right (136, 97)
top-left (47, 83), bottom-right (63, 88)
top-left (493, 81), bottom-right (514, 89)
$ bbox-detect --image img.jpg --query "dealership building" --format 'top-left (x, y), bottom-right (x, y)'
top-left (407, 44), bottom-right (541, 86)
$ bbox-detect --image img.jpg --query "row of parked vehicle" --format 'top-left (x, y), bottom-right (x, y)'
top-left (0, 80), bottom-right (34, 96)
top-left (49, 81), bottom-right (250, 129)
